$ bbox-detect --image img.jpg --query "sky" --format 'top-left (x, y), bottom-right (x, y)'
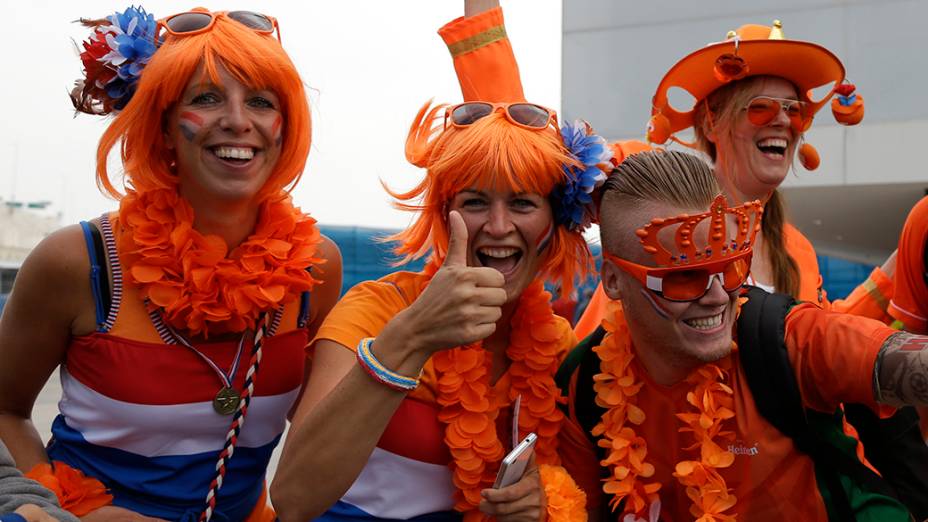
top-left (0, 1), bottom-right (561, 230)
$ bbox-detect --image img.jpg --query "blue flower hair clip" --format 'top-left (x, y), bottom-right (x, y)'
top-left (71, 5), bottom-right (158, 115)
top-left (553, 120), bottom-right (613, 232)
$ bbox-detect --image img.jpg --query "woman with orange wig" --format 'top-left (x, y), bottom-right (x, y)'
top-left (0, 7), bottom-right (341, 521)
top-left (271, 9), bottom-right (603, 522)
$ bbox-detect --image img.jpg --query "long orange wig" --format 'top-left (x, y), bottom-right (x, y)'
top-left (94, 11), bottom-right (311, 201)
top-left (389, 101), bottom-right (592, 296)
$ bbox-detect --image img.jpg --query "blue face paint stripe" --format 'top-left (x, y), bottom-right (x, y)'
top-left (639, 288), bottom-right (673, 320)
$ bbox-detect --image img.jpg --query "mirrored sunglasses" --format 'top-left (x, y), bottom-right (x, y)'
top-left (158, 11), bottom-right (280, 43)
top-left (445, 102), bottom-right (557, 130)
top-left (603, 250), bottom-right (752, 302)
top-left (744, 96), bottom-right (811, 133)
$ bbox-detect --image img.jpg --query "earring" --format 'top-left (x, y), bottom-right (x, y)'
top-left (798, 142), bottom-right (820, 171)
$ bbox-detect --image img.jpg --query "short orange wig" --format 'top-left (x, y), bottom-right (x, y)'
top-left (94, 11), bottom-right (311, 201)
top-left (388, 101), bottom-right (592, 296)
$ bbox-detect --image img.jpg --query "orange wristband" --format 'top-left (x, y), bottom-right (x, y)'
top-left (25, 461), bottom-right (113, 516)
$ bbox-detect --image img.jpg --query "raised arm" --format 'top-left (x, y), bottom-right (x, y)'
top-left (270, 212), bottom-right (506, 521)
top-left (441, 0), bottom-right (525, 102)
top-left (874, 331), bottom-right (928, 407)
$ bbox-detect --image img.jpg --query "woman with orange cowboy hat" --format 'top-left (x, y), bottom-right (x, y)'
top-left (0, 7), bottom-right (342, 521)
top-left (574, 19), bottom-right (896, 338)
top-left (271, 8), bottom-right (607, 521)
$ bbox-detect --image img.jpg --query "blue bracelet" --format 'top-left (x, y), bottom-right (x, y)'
top-left (0, 513), bottom-right (29, 522)
top-left (356, 337), bottom-right (420, 391)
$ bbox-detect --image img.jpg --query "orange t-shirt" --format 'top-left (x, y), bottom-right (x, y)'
top-left (888, 196), bottom-right (928, 333)
top-left (563, 304), bottom-right (894, 521)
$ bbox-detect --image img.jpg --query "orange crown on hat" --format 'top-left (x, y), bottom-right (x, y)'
top-left (647, 19), bottom-right (865, 147)
top-left (636, 194), bottom-right (763, 266)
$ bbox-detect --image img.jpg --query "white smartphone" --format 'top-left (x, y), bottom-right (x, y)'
top-left (493, 432), bottom-right (537, 489)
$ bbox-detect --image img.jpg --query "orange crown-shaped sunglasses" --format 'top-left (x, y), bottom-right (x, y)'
top-left (604, 195), bottom-right (763, 301)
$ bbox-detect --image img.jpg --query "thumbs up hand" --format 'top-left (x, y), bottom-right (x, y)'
top-left (383, 211), bottom-right (507, 359)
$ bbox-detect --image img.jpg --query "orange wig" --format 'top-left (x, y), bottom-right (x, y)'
top-left (389, 101), bottom-right (592, 296)
top-left (94, 11), bottom-right (311, 201)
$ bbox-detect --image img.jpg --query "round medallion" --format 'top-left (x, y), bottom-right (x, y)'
top-left (213, 387), bottom-right (241, 415)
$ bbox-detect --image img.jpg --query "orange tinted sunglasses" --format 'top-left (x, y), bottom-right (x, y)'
top-left (603, 250), bottom-right (752, 302)
top-left (444, 102), bottom-right (558, 130)
top-left (157, 11), bottom-right (280, 43)
top-left (744, 96), bottom-right (812, 133)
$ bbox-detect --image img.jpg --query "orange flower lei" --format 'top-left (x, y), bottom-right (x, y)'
top-left (117, 187), bottom-right (322, 337)
top-left (432, 280), bottom-right (581, 522)
top-left (592, 300), bottom-right (738, 521)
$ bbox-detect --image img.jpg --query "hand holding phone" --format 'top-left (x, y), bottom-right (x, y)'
top-left (493, 432), bottom-right (537, 489)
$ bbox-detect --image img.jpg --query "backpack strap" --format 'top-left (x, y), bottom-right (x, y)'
top-left (555, 325), bottom-right (609, 458)
top-left (738, 286), bottom-right (903, 520)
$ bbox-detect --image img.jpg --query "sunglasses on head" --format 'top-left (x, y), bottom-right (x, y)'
top-left (603, 250), bottom-right (752, 302)
top-left (157, 11), bottom-right (280, 43)
top-left (744, 96), bottom-right (812, 133)
top-left (444, 102), bottom-right (557, 130)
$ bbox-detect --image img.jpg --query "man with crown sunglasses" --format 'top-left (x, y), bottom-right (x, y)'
top-left (547, 150), bottom-right (926, 522)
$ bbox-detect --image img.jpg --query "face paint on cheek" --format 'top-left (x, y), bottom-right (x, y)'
top-left (639, 288), bottom-right (674, 321)
top-left (272, 116), bottom-right (283, 147)
top-left (178, 112), bottom-right (204, 142)
top-left (535, 222), bottom-right (554, 255)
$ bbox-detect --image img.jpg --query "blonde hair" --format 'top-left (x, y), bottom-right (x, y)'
top-left (388, 102), bottom-right (592, 295)
top-left (93, 11), bottom-right (311, 202)
top-left (599, 150), bottom-right (719, 254)
top-left (692, 76), bottom-right (801, 298)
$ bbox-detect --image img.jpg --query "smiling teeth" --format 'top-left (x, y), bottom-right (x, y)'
top-left (685, 313), bottom-right (723, 330)
top-left (478, 247), bottom-right (519, 258)
top-left (758, 138), bottom-right (788, 149)
top-left (214, 146), bottom-right (254, 160)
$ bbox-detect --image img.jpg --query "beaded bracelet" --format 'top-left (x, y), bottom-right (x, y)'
top-left (356, 337), bottom-right (420, 392)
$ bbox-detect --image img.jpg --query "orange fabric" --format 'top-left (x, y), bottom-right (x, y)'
top-left (245, 486), bottom-right (276, 522)
top-left (784, 303), bottom-right (895, 417)
top-left (888, 196), bottom-right (928, 333)
top-left (26, 461), bottom-right (113, 516)
top-left (574, 283), bottom-right (608, 340)
top-left (782, 222), bottom-right (827, 305)
top-left (563, 304), bottom-right (891, 520)
top-left (830, 266), bottom-right (893, 321)
top-left (438, 7), bottom-right (525, 103)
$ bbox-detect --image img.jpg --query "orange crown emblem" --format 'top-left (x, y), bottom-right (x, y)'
top-left (635, 195), bottom-right (763, 266)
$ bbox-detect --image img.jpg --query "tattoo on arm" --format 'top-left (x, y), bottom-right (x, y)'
top-left (874, 332), bottom-right (928, 406)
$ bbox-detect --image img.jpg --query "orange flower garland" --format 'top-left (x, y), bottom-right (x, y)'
top-left (592, 300), bottom-right (738, 521)
top-left (432, 281), bottom-right (582, 522)
top-left (26, 461), bottom-right (113, 516)
top-left (117, 187), bottom-right (322, 337)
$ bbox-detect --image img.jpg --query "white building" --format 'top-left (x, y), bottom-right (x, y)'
top-left (561, 0), bottom-right (925, 265)
top-left (0, 202), bottom-right (60, 293)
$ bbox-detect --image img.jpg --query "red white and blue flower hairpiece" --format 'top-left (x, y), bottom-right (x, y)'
top-left (71, 6), bottom-right (158, 115)
top-left (553, 120), bottom-right (613, 232)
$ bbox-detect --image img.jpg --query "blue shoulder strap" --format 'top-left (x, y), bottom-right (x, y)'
top-left (79, 221), bottom-right (106, 329)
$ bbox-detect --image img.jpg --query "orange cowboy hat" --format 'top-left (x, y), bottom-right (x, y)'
top-left (646, 20), bottom-right (865, 146)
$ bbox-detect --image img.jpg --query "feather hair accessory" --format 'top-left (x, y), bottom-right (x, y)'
top-left (552, 120), bottom-right (613, 232)
top-left (71, 6), bottom-right (158, 115)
